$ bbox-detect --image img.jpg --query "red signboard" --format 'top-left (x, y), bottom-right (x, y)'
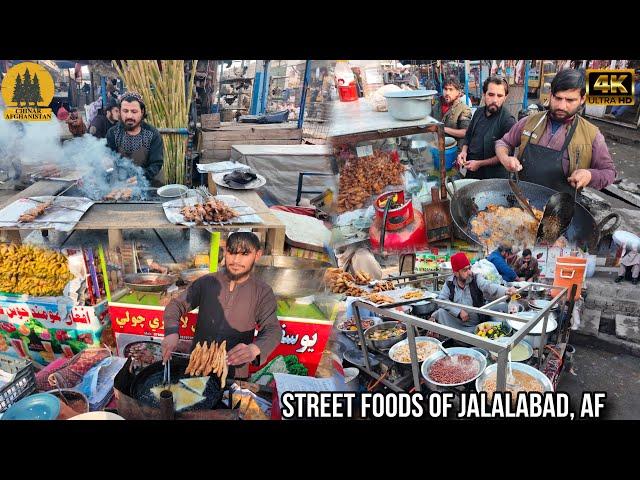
top-left (250, 317), bottom-right (333, 377)
top-left (109, 303), bottom-right (333, 377)
top-left (108, 304), bottom-right (197, 338)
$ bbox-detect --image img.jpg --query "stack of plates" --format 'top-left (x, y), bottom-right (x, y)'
top-left (528, 299), bottom-right (559, 311)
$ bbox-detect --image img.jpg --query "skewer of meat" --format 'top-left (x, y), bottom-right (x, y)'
top-left (18, 201), bottom-right (53, 223)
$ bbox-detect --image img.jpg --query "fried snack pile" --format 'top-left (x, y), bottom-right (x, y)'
top-left (470, 205), bottom-right (543, 251)
top-left (186, 340), bottom-right (229, 387)
top-left (324, 268), bottom-right (365, 296)
top-left (180, 198), bottom-right (238, 224)
top-left (18, 201), bottom-right (53, 223)
top-left (103, 188), bottom-right (133, 201)
top-left (402, 290), bottom-right (424, 300)
top-left (372, 281), bottom-right (395, 293)
top-left (353, 270), bottom-right (372, 285)
top-left (336, 150), bottom-right (405, 213)
top-left (0, 244), bottom-right (74, 296)
top-left (364, 292), bottom-right (394, 304)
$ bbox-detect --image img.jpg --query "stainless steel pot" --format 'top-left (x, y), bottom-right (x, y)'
top-left (383, 90), bottom-right (438, 120)
top-left (253, 255), bottom-right (331, 298)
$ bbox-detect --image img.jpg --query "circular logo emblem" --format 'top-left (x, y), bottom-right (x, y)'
top-left (2, 62), bottom-right (55, 120)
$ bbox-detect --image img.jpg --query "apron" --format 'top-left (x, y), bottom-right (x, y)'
top-left (116, 131), bottom-right (164, 186)
top-left (520, 115), bottom-right (578, 195)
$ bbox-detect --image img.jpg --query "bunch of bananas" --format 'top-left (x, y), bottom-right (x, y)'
top-left (0, 243), bottom-right (73, 297)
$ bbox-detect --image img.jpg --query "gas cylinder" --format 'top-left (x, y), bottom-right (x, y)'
top-left (369, 190), bottom-right (427, 253)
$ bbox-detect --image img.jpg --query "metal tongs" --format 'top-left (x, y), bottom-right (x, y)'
top-left (508, 171), bottom-right (537, 220)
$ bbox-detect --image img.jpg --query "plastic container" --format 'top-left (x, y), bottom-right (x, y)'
top-left (338, 84), bottom-right (358, 102)
top-left (430, 136), bottom-right (458, 170)
top-left (0, 353), bottom-right (36, 413)
top-left (335, 61), bottom-right (358, 102)
top-left (552, 256), bottom-right (586, 300)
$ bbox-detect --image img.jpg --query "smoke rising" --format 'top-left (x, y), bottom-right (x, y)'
top-left (0, 110), bottom-right (150, 199)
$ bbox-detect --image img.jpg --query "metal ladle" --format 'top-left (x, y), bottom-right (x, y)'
top-left (536, 188), bottom-right (581, 243)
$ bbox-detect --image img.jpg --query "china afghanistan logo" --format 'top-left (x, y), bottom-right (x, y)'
top-left (2, 62), bottom-right (55, 121)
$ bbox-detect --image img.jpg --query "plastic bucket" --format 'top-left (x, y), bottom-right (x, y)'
top-left (430, 137), bottom-right (457, 170)
top-left (552, 256), bottom-right (586, 300)
top-left (338, 83), bottom-right (358, 102)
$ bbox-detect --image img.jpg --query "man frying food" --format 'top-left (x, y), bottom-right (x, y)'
top-left (161, 232), bottom-right (282, 380)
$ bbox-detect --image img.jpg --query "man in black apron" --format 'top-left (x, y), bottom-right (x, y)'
top-left (161, 232), bottom-right (282, 381)
top-left (456, 76), bottom-right (516, 180)
top-left (495, 69), bottom-right (616, 195)
top-left (105, 92), bottom-right (165, 186)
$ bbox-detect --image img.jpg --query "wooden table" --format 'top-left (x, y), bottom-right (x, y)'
top-left (0, 181), bottom-right (286, 254)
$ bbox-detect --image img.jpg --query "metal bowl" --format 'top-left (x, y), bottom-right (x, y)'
top-left (157, 184), bottom-right (188, 198)
top-left (179, 268), bottom-right (211, 283)
top-left (388, 336), bottom-right (441, 364)
top-left (336, 316), bottom-right (382, 334)
top-left (253, 255), bottom-right (331, 298)
top-left (474, 320), bottom-right (513, 338)
top-left (475, 361), bottom-right (553, 395)
top-left (486, 301), bottom-right (525, 323)
top-left (363, 321), bottom-right (407, 350)
top-left (421, 347), bottom-right (487, 388)
top-left (488, 337), bottom-right (534, 362)
top-left (124, 273), bottom-right (177, 292)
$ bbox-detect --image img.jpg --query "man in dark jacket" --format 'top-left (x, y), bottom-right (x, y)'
top-left (456, 76), bottom-right (516, 179)
top-left (89, 97), bottom-right (120, 139)
top-left (106, 92), bottom-right (164, 185)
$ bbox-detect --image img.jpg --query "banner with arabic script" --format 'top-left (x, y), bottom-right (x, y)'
top-left (251, 317), bottom-right (333, 377)
top-left (0, 298), bottom-right (109, 366)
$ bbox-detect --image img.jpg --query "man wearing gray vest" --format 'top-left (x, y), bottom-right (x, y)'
top-left (495, 69), bottom-right (616, 194)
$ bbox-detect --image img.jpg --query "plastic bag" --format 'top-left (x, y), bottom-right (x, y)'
top-left (471, 258), bottom-right (502, 284)
top-left (72, 356), bottom-right (127, 411)
top-left (370, 84), bottom-right (402, 112)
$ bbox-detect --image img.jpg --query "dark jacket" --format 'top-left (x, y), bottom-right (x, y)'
top-left (106, 122), bottom-right (164, 182)
top-left (89, 112), bottom-right (117, 139)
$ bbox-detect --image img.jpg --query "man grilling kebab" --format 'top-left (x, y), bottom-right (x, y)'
top-left (106, 91), bottom-right (164, 186)
top-left (161, 232), bottom-right (282, 381)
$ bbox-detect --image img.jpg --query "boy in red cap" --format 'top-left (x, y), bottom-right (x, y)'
top-left (432, 252), bottom-right (517, 333)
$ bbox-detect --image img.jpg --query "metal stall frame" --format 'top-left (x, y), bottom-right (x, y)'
top-left (348, 282), bottom-right (569, 394)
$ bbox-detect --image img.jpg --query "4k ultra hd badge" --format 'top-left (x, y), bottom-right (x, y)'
top-left (2, 62), bottom-right (55, 121)
top-left (586, 69), bottom-right (635, 106)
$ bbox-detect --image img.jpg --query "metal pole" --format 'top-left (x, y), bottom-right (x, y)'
top-left (217, 60), bottom-right (223, 112)
top-left (261, 60), bottom-right (270, 114)
top-left (297, 60), bottom-right (312, 129)
top-left (464, 60), bottom-right (470, 107)
top-left (523, 60), bottom-right (530, 110)
top-left (101, 76), bottom-right (107, 108)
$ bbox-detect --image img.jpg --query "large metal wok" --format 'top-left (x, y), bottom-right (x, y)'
top-left (124, 273), bottom-right (177, 292)
top-left (253, 255), bottom-right (331, 298)
top-left (446, 179), bottom-right (620, 253)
